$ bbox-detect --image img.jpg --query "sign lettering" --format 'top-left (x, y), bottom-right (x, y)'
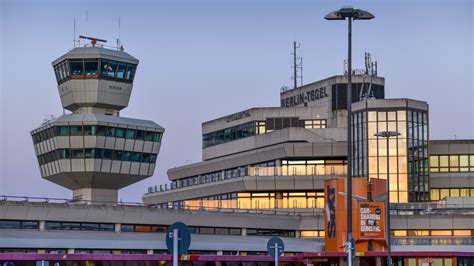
top-left (281, 87), bottom-right (328, 107)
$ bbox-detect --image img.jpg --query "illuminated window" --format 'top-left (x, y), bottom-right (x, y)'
top-left (430, 189), bottom-right (439, 201)
top-left (392, 230), bottom-right (407, 236)
top-left (431, 230), bottom-right (452, 236)
top-left (453, 230), bottom-right (471, 236)
top-left (300, 231), bottom-right (319, 238)
top-left (407, 230), bottom-right (429, 236)
top-left (303, 119), bottom-right (327, 129)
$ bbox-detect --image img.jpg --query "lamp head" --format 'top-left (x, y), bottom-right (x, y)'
top-left (325, 7), bottom-right (375, 21)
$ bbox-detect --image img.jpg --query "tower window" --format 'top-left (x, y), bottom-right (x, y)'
top-left (69, 60), bottom-right (84, 76)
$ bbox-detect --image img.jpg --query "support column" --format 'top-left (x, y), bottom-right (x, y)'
top-left (339, 258), bottom-right (348, 266)
top-left (115, 223), bottom-right (121, 233)
top-left (241, 228), bottom-right (247, 236)
top-left (147, 250), bottom-right (153, 255)
top-left (67, 249), bottom-right (75, 254)
top-left (375, 257), bottom-right (383, 266)
top-left (39, 220), bottom-right (46, 231)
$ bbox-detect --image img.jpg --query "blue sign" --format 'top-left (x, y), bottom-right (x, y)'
top-left (166, 222), bottom-right (191, 255)
top-left (267, 236), bottom-right (285, 257)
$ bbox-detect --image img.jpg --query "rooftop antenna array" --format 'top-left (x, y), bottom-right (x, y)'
top-left (359, 52), bottom-right (378, 101)
top-left (291, 41), bottom-right (303, 89)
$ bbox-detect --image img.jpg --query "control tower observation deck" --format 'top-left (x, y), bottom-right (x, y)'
top-left (30, 39), bottom-right (164, 202)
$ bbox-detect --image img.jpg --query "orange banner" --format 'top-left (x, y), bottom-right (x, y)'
top-left (358, 201), bottom-right (385, 239)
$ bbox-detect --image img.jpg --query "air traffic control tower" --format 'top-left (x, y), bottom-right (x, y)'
top-left (30, 37), bottom-right (164, 202)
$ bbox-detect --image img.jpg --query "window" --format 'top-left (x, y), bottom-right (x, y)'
top-left (101, 59), bottom-right (117, 77)
top-left (430, 155), bottom-right (474, 173)
top-left (136, 130), bottom-right (145, 140)
top-left (56, 126), bottom-right (69, 136)
top-left (131, 152), bottom-right (141, 162)
top-left (122, 151), bottom-right (131, 161)
top-left (70, 126), bottom-right (83, 136)
top-left (69, 60), bottom-right (84, 75)
top-left (125, 64), bottom-right (136, 80)
top-left (125, 129), bottom-right (135, 139)
top-left (71, 149), bottom-right (84, 159)
top-left (103, 149), bottom-right (112, 160)
top-left (96, 126), bottom-right (107, 136)
top-left (0, 220), bottom-right (21, 229)
top-left (84, 60), bottom-right (98, 75)
top-left (114, 128), bottom-right (125, 138)
top-left (154, 132), bottom-right (162, 142)
top-left (117, 63), bottom-right (126, 79)
top-left (59, 149), bottom-right (70, 159)
top-left (83, 125), bottom-right (96, 136)
top-left (84, 149), bottom-right (94, 159)
top-left (107, 127), bottom-right (116, 137)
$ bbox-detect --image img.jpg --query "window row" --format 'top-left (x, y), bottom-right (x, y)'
top-left (300, 230), bottom-right (325, 238)
top-left (203, 118), bottom-right (328, 148)
top-left (0, 220), bottom-right (38, 229)
top-left (175, 191), bottom-right (326, 210)
top-left (392, 229), bottom-right (472, 237)
top-left (430, 188), bottom-right (474, 201)
top-left (32, 125), bottom-right (162, 144)
top-left (45, 221), bottom-right (114, 231)
top-left (37, 148), bottom-right (158, 165)
top-left (53, 58), bottom-right (137, 84)
top-left (430, 155), bottom-right (474, 172)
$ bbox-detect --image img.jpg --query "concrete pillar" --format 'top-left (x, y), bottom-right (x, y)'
top-left (375, 256), bottom-right (383, 266)
top-left (67, 249), bottom-right (75, 254)
top-left (39, 221), bottom-right (46, 231)
top-left (241, 228), bottom-right (247, 236)
top-left (147, 249), bottom-right (153, 255)
top-left (295, 230), bottom-right (301, 238)
top-left (338, 258), bottom-right (347, 266)
top-left (353, 257), bottom-right (360, 266)
top-left (115, 223), bottom-right (121, 233)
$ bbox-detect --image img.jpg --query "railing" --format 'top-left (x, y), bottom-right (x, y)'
top-left (147, 165), bottom-right (346, 194)
top-left (0, 195), bottom-right (148, 207)
top-left (392, 237), bottom-right (474, 246)
top-left (1, 195), bottom-right (474, 217)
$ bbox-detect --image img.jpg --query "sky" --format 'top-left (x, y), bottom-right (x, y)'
top-left (0, 0), bottom-right (473, 202)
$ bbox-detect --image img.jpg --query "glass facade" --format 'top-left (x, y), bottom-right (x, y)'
top-left (169, 191), bottom-right (325, 210)
top-left (353, 108), bottom-right (429, 203)
top-left (37, 148), bottom-right (158, 165)
top-left (430, 155), bottom-right (474, 172)
top-left (430, 188), bottom-right (474, 201)
top-left (32, 125), bottom-right (162, 144)
top-left (202, 119), bottom-right (327, 148)
top-left (53, 58), bottom-right (137, 85)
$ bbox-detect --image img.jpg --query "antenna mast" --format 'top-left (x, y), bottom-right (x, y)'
top-left (291, 41), bottom-right (303, 89)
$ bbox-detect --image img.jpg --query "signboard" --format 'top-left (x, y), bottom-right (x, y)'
top-left (359, 201), bottom-right (385, 239)
top-left (280, 86), bottom-right (328, 107)
top-left (166, 222), bottom-right (191, 255)
top-left (267, 236), bottom-right (285, 257)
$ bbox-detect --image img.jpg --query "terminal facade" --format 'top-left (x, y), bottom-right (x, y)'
top-left (0, 41), bottom-right (473, 265)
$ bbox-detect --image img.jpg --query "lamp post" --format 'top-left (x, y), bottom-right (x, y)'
top-left (374, 130), bottom-right (401, 266)
top-left (325, 7), bottom-right (374, 266)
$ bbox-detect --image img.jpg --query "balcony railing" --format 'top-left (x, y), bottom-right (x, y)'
top-left (147, 165), bottom-right (346, 194)
top-left (392, 237), bottom-right (474, 246)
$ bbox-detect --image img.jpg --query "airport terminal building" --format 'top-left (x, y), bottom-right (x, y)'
top-left (0, 41), bottom-right (473, 266)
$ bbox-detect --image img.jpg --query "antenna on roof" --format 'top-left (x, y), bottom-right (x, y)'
top-left (73, 18), bottom-right (77, 47)
top-left (117, 16), bottom-right (124, 51)
top-left (291, 41), bottom-right (303, 89)
top-left (79, 35), bottom-right (107, 47)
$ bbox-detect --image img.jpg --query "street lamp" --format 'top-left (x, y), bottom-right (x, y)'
top-left (325, 7), bottom-right (374, 266)
top-left (374, 130), bottom-right (401, 266)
